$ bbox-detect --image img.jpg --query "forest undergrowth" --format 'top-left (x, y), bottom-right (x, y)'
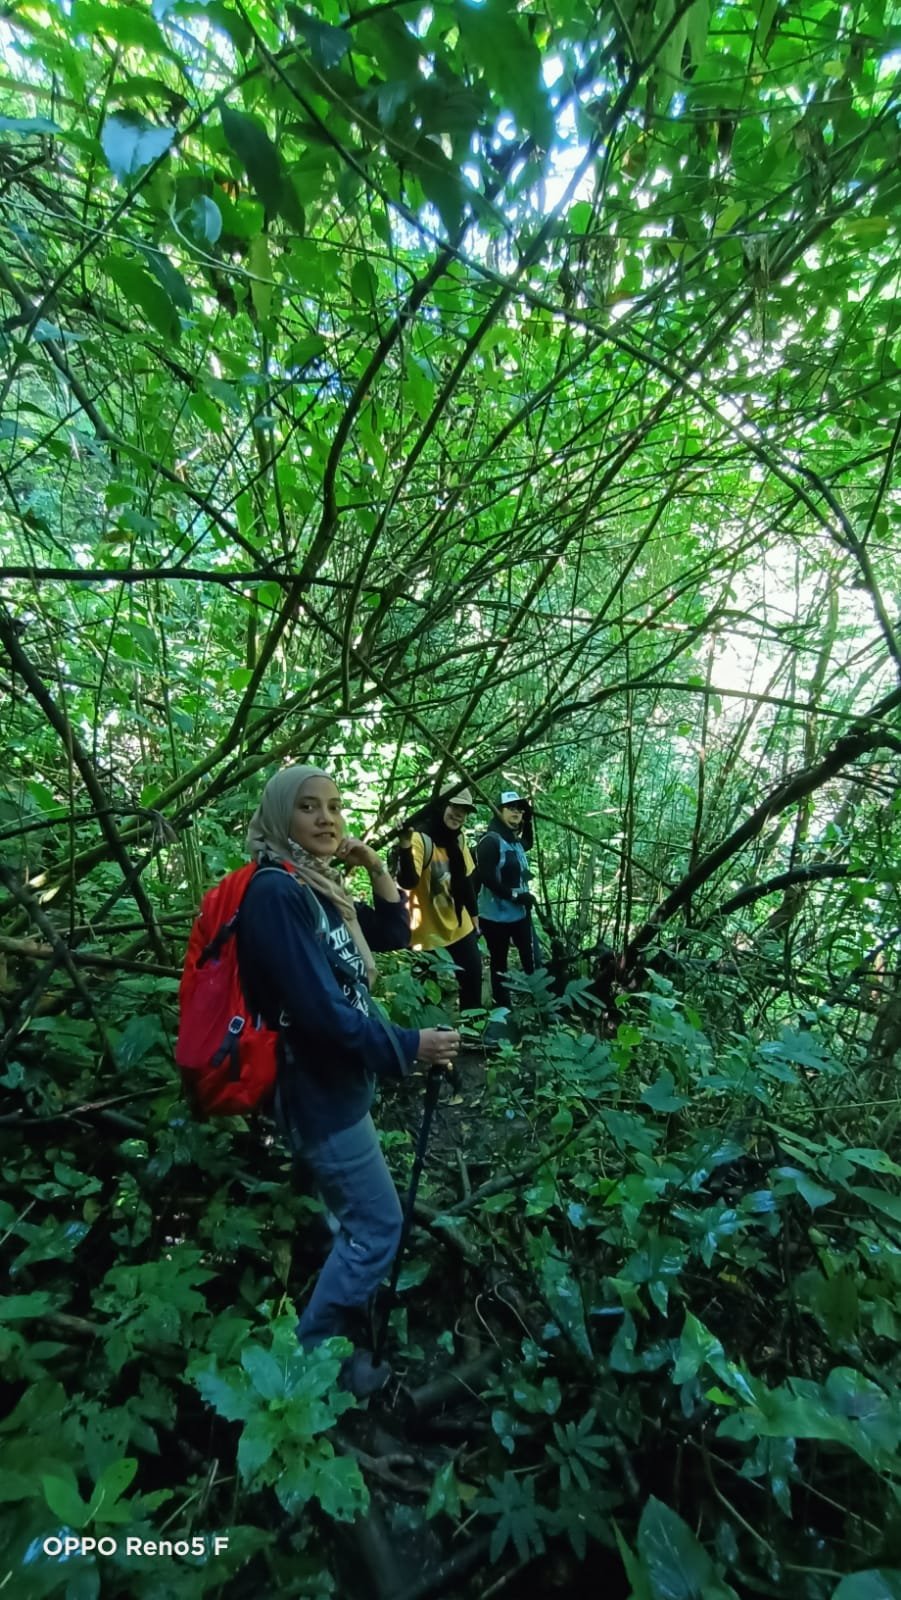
top-left (1, 948), bottom-right (899, 1600)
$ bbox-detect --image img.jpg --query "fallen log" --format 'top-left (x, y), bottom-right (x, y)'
top-left (407, 1349), bottom-right (501, 1416)
top-left (394, 1533), bottom-right (493, 1600)
top-left (413, 1202), bottom-right (482, 1264)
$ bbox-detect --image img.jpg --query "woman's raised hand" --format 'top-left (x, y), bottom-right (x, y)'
top-left (335, 835), bottom-right (380, 871)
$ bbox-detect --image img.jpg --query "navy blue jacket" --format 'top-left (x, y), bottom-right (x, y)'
top-left (237, 864), bottom-right (420, 1139)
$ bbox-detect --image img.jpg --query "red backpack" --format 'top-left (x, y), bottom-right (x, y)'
top-left (176, 863), bottom-right (283, 1116)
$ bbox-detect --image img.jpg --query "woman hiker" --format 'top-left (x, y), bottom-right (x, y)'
top-left (237, 764), bottom-right (459, 1396)
top-left (396, 788), bottom-right (483, 1014)
top-left (476, 789), bottom-right (536, 1009)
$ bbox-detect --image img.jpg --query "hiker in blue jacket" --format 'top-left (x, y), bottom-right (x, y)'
top-left (237, 764), bottom-right (459, 1396)
top-left (476, 789), bottom-right (536, 1009)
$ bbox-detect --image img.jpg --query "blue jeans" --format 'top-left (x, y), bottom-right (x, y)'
top-left (291, 1114), bottom-right (403, 1348)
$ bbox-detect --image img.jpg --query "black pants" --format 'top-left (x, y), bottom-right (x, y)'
top-left (481, 916), bottom-right (535, 1007)
top-left (446, 929), bottom-right (483, 1013)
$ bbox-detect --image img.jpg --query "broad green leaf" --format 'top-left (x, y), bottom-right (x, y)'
top-left (685, 0), bottom-right (710, 69)
top-left (139, 245), bottom-right (192, 311)
top-left (190, 390), bottom-right (223, 432)
top-left (248, 233), bottom-right (273, 322)
top-left (823, 1368), bottom-right (901, 1455)
top-left (0, 1379), bottom-right (68, 1434)
top-left (86, 1457), bottom-right (138, 1521)
top-left (12, 1219), bottom-right (91, 1274)
top-left (614, 1521), bottom-right (655, 1600)
top-left (600, 1109), bottom-right (659, 1154)
top-left (104, 255), bottom-right (180, 340)
top-left (186, 195), bottom-right (223, 245)
top-left (204, 1), bottom-right (253, 53)
top-left (531, 1230), bottom-right (591, 1355)
top-left (42, 1473), bottom-right (90, 1529)
top-left (241, 1344), bottom-right (285, 1400)
top-left (350, 259), bottom-right (378, 305)
top-left (289, 7), bottom-right (352, 68)
top-left (456, 0), bottom-right (552, 145)
top-left (396, 1257), bottom-right (430, 1291)
top-left (771, 1167), bottom-right (835, 1211)
top-left (415, 154), bottom-right (466, 236)
top-left (849, 1186), bottom-right (901, 1224)
top-left (637, 1497), bottom-right (731, 1600)
top-left (113, 1013), bottom-right (164, 1068)
top-left (804, 1269), bottom-right (859, 1344)
top-left (426, 1459), bottom-right (462, 1519)
top-left (74, 1), bottom-right (167, 52)
top-left (0, 1292), bottom-right (60, 1322)
top-left (288, 333), bottom-right (327, 367)
top-left (550, 1106), bottom-right (573, 1136)
top-left (100, 113), bottom-right (173, 182)
top-left (718, 1368), bottom-right (899, 1472)
top-left (511, 1375), bottom-right (561, 1414)
top-left (105, 481), bottom-right (134, 508)
top-left (236, 1415), bottom-right (278, 1480)
top-left (657, 11), bottom-right (688, 91)
top-left (832, 1575), bottom-right (901, 1600)
top-left (641, 1070), bottom-right (689, 1113)
top-left (568, 200), bottom-right (594, 235)
top-left (843, 1149), bottom-right (901, 1178)
top-left (0, 1468), bottom-right (37, 1502)
top-left (673, 1311), bottom-right (728, 1385)
top-left (189, 1360), bottom-right (253, 1423)
top-left (300, 1450), bottom-right (367, 1521)
top-left (758, 1029), bottom-right (840, 1075)
top-left (714, 201), bottom-right (746, 236)
top-left (525, 1169), bottom-right (557, 1215)
top-left (221, 107), bottom-right (284, 218)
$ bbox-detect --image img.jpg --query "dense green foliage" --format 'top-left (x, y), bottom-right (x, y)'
top-left (2, 0), bottom-right (901, 1592)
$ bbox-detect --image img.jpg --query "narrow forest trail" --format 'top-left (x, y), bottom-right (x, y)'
top-left (321, 1043), bottom-right (612, 1600)
top-left (384, 1044), bottom-right (497, 1193)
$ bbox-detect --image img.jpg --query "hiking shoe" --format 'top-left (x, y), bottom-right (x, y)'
top-left (339, 1349), bottom-right (392, 1399)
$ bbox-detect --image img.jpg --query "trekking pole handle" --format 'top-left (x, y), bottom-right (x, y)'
top-left (435, 1023), bottom-right (460, 1094)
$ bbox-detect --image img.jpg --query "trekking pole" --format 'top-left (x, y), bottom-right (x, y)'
top-left (374, 1054), bottom-right (447, 1365)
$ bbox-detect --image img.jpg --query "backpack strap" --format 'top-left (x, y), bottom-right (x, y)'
top-left (197, 912), bottom-right (239, 968)
top-left (251, 867), bottom-right (410, 1074)
top-left (237, 863), bottom-right (314, 1029)
top-left (254, 864), bottom-right (302, 886)
top-left (301, 886), bottom-right (410, 1074)
top-left (196, 865), bottom-right (288, 978)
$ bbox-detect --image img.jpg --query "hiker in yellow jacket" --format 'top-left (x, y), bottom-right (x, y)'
top-left (396, 788), bottom-right (482, 1012)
